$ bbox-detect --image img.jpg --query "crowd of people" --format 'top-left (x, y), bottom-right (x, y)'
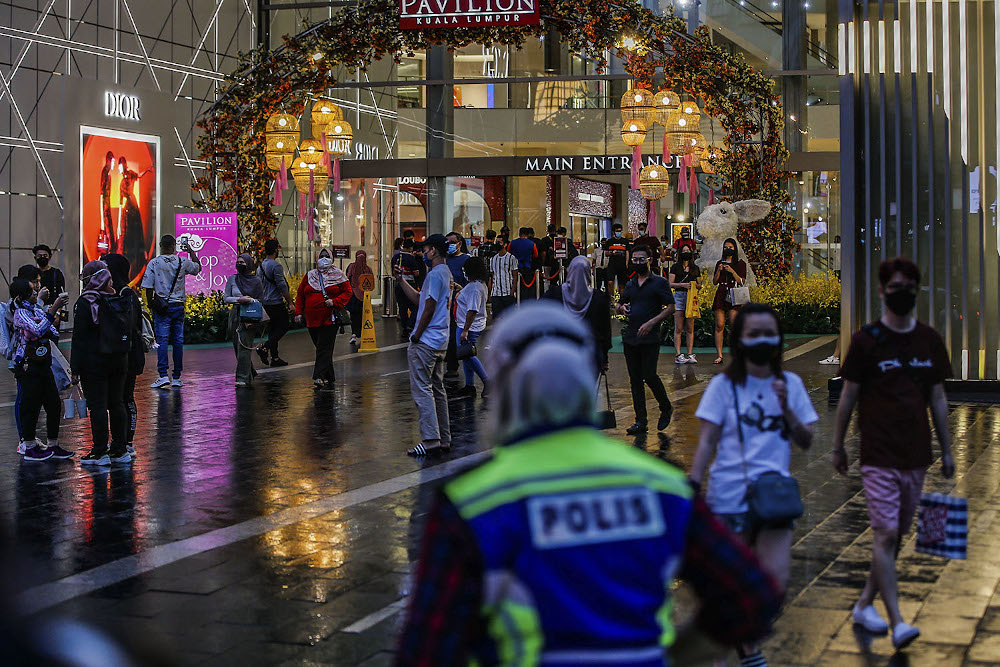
top-left (3, 228), bottom-right (954, 663)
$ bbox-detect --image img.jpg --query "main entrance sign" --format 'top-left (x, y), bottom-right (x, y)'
top-left (399, 0), bottom-right (539, 28)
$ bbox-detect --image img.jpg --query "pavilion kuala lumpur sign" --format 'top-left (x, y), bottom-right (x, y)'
top-left (399, 0), bottom-right (539, 28)
top-left (175, 212), bottom-right (238, 295)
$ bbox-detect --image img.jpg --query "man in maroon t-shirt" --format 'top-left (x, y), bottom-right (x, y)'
top-left (832, 257), bottom-right (953, 651)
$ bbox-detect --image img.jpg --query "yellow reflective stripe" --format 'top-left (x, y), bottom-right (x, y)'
top-left (484, 599), bottom-right (543, 667)
top-left (656, 594), bottom-right (676, 648)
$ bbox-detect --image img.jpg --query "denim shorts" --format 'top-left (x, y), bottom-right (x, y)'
top-left (716, 512), bottom-right (795, 537)
top-left (673, 290), bottom-right (687, 312)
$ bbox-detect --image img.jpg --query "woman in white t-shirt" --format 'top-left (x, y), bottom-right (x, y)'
top-left (690, 303), bottom-right (817, 666)
top-left (455, 257), bottom-right (490, 398)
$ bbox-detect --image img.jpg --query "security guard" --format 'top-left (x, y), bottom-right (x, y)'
top-left (602, 222), bottom-right (632, 294)
top-left (397, 303), bottom-right (783, 666)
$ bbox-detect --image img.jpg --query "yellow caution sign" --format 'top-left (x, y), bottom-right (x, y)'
top-left (358, 273), bottom-right (379, 353)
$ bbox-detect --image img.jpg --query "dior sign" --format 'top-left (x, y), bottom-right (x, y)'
top-left (104, 92), bottom-right (141, 121)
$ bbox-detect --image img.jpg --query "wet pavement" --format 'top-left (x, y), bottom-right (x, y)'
top-left (1, 317), bottom-right (998, 666)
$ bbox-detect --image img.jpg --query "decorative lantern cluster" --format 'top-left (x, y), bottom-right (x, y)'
top-left (264, 97), bottom-right (353, 241)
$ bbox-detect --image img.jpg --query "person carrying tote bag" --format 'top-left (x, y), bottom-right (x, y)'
top-left (689, 303), bottom-right (817, 667)
top-left (224, 254), bottom-right (267, 388)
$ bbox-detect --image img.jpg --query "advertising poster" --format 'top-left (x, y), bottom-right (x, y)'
top-left (175, 212), bottom-right (239, 296)
top-left (80, 126), bottom-right (160, 286)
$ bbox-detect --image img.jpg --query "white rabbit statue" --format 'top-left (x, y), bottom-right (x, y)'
top-left (695, 199), bottom-right (772, 287)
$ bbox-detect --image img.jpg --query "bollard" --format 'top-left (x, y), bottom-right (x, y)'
top-left (535, 270), bottom-right (541, 299)
top-left (382, 276), bottom-right (397, 318)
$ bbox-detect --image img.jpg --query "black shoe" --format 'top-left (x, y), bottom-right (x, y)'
top-left (444, 370), bottom-right (459, 379)
top-left (626, 422), bottom-right (648, 435)
top-left (657, 406), bottom-right (673, 431)
top-left (270, 357), bottom-right (288, 367)
top-left (257, 347), bottom-right (269, 366)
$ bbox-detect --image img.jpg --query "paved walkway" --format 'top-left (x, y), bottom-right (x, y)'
top-left (1, 317), bottom-right (997, 666)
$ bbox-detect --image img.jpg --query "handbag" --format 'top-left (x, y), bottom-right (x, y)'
top-left (916, 492), bottom-right (967, 559)
top-left (152, 260), bottom-right (184, 314)
top-left (595, 372), bottom-right (617, 430)
top-left (732, 380), bottom-right (803, 528)
top-left (456, 340), bottom-right (477, 360)
top-left (239, 301), bottom-right (264, 321)
top-left (728, 285), bottom-right (751, 306)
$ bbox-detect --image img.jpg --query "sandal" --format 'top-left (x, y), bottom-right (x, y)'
top-left (714, 356), bottom-right (724, 364)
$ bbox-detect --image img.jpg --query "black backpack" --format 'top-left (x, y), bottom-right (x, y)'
top-left (97, 292), bottom-right (135, 356)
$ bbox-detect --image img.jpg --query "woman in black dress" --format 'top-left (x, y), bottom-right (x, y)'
top-left (117, 157), bottom-right (153, 281)
top-left (711, 237), bottom-right (747, 364)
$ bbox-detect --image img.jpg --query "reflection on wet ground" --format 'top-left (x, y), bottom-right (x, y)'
top-left (1, 323), bottom-right (998, 665)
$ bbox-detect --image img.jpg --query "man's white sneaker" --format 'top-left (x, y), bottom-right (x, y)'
top-left (892, 622), bottom-right (920, 649)
top-left (852, 604), bottom-right (889, 634)
top-left (675, 354), bottom-right (687, 364)
top-left (819, 355), bottom-right (840, 365)
top-left (171, 378), bottom-right (183, 388)
top-left (150, 376), bottom-right (171, 389)
top-left (686, 354), bottom-right (698, 364)
top-left (16, 440), bottom-right (26, 455)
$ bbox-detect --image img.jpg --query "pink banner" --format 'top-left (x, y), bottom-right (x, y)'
top-left (175, 212), bottom-right (239, 296)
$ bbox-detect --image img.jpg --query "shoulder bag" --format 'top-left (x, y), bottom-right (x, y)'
top-left (595, 372), bottom-right (617, 430)
top-left (732, 378), bottom-right (803, 528)
top-left (239, 301), bottom-right (264, 322)
top-left (152, 259), bottom-right (184, 314)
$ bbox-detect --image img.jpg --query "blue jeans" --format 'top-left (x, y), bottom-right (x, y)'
top-left (462, 330), bottom-right (487, 387)
top-left (154, 303), bottom-right (185, 379)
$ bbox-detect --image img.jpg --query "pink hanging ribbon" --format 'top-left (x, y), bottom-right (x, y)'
top-left (662, 134), bottom-right (670, 166)
top-left (278, 155), bottom-right (289, 190)
top-left (307, 171), bottom-right (316, 241)
top-left (647, 199), bottom-right (657, 230)
top-left (631, 146), bottom-right (641, 190)
top-left (299, 192), bottom-right (307, 221)
top-left (273, 178), bottom-right (283, 206)
top-left (333, 157), bottom-right (341, 193)
top-left (677, 161), bottom-right (687, 193)
top-left (688, 166), bottom-right (697, 208)
top-left (321, 132), bottom-right (331, 171)
top-left (708, 188), bottom-right (716, 205)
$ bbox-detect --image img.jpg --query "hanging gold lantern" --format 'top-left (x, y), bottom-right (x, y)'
top-left (665, 109), bottom-right (700, 133)
top-left (620, 88), bottom-right (655, 126)
top-left (311, 99), bottom-right (343, 138)
top-left (700, 146), bottom-right (718, 174)
top-left (679, 99), bottom-right (702, 117)
top-left (653, 90), bottom-right (680, 125)
top-left (264, 112), bottom-right (299, 172)
top-left (638, 165), bottom-right (670, 200)
top-left (621, 120), bottom-right (648, 147)
top-left (291, 162), bottom-right (330, 194)
top-left (324, 119), bottom-right (354, 156)
top-left (297, 138), bottom-right (324, 166)
top-left (668, 131), bottom-right (706, 156)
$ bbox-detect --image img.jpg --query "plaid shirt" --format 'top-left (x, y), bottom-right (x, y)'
top-left (396, 490), bottom-right (783, 666)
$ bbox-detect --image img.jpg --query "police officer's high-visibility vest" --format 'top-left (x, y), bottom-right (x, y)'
top-left (444, 427), bottom-right (694, 666)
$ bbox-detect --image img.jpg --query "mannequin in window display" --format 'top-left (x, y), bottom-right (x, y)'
top-left (117, 157), bottom-right (153, 280)
top-left (98, 151), bottom-right (115, 253)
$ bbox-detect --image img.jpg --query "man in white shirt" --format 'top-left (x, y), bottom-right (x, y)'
top-left (488, 241), bottom-right (518, 320)
top-left (141, 235), bottom-right (201, 389)
top-left (395, 234), bottom-right (452, 456)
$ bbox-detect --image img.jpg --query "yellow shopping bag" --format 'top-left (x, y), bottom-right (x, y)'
top-left (685, 284), bottom-right (700, 318)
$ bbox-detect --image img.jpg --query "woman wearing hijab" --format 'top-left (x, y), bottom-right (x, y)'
top-left (345, 249), bottom-right (374, 347)
top-left (295, 249), bottom-right (352, 389)
top-left (543, 255), bottom-right (612, 372)
top-left (72, 260), bottom-right (133, 465)
top-left (224, 254), bottom-right (266, 388)
top-left (104, 253), bottom-right (145, 455)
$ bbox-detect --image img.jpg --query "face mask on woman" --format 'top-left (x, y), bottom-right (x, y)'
top-left (740, 335), bottom-right (781, 365)
top-left (448, 243), bottom-right (458, 255)
top-left (722, 247), bottom-right (735, 259)
top-left (680, 252), bottom-right (692, 262)
top-left (236, 263), bottom-right (250, 275)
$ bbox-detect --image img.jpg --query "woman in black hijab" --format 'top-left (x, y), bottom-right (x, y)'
top-left (223, 254), bottom-right (265, 387)
top-left (104, 253), bottom-right (145, 456)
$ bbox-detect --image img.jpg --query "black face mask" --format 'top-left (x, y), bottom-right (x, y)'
top-left (680, 252), bottom-right (692, 262)
top-left (632, 262), bottom-right (649, 275)
top-left (237, 264), bottom-right (250, 275)
top-left (722, 247), bottom-right (735, 259)
top-left (740, 336), bottom-right (781, 365)
top-left (36, 256), bottom-right (49, 268)
top-left (885, 289), bottom-right (917, 316)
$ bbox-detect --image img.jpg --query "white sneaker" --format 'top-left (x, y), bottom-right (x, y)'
top-left (675, 354), bottom-right (687, 364)
top-left (852, 604), bottom-right (889, 634)
top-left (150, 376), bottom-right (171, 389)
top-left (892, 622), bottom-right (920, 649)
top-left (686, 354), bottom-right (698, 364)
top-left (350, 336), bottom-right (358, 346)
top-left (819, 355), bottom-right (840, 365)
top-left (16, 440), bottom-right (26, 455)
top-left (171, 378), bottom-right (183, 388)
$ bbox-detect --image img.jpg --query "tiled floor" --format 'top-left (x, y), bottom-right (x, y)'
top-left (2, 319), bottom-right (997, 665)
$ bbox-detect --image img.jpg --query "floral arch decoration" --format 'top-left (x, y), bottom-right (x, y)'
top-left (194, 0), bottom-right (799, 276)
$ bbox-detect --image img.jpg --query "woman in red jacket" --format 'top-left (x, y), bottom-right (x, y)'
top-left (295, 249), bottom-right (352, 389)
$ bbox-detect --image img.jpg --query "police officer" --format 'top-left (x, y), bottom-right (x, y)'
top-left (397, 302), bottom-right (783, 666)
